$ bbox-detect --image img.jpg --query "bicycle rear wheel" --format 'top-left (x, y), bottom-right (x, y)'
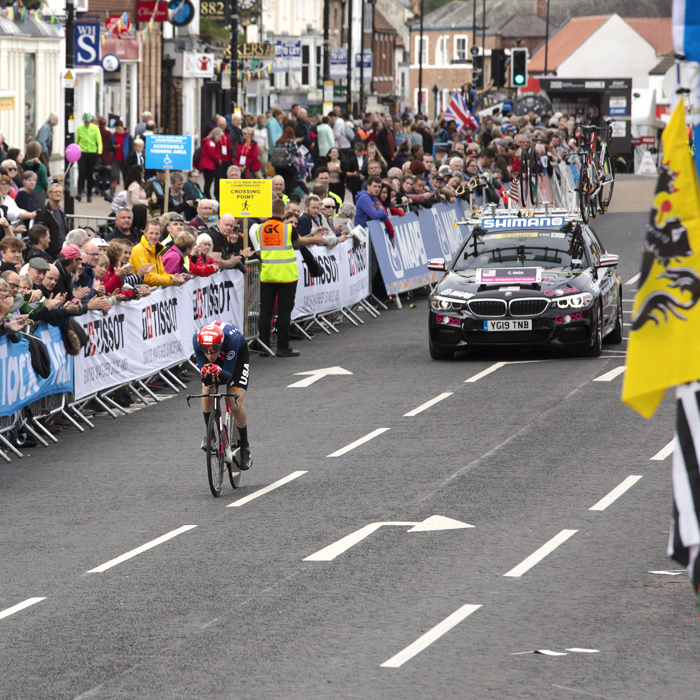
top-left (206, 410), bottom-right (225, 497)
top-left (227, 413), bottom-right (242, 489)
top-left (578, 167), bottom-right (591, 224)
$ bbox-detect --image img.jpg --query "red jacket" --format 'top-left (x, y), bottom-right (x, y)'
top-left (189, 254), bottom-right (217, 277)
top-left (199, 138), bottom-right (220, 171)
top-left (217, 132), bottom-right (233, 164)
top-left (102, 265), bottom-right (135, 298)
top-left (235, 141), bottom-right (262, 176)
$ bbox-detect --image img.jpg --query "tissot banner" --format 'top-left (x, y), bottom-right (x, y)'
top-left (292, 236), bottom-right (370, 319)
top-left (74, 270), bottom-right (244, 400)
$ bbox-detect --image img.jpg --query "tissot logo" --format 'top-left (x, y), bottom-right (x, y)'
top-left (193, 279), bottom-right (234, 320)
top-left (142, 299), bottom-right (179, 340)
top-left (303, 253), bottom-right (339, 287)
top-left (347, 241), bottom-right (368, 277)
top-left (83, 314), bottom-right (125, 357)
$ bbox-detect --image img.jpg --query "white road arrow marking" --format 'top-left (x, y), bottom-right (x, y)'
top-left (304, 515), bottom-right (473, 561)
top-left (287, 366), bottom-right (353, 388)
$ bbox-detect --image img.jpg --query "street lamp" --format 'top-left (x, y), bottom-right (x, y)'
top-left (359, 0), bottom-right (377, 115)
top-left (432, 84), bottom-right (439, 121)
top-left (417, 0), bottom-right (424, 118)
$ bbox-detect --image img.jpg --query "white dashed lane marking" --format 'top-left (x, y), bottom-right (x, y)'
top-left (589, 475), bottom-right (643, 511)
top-left (626, 273), bottom-right (641, 285)
top-left (0, 597), bottom-right (46, 621)
top-left (87, 525), bottom-right (197, 573)
top-left (227, 471), bottom-right (307, 507)
top-left (593, 366), bottom-right (626, 382)
top-left (651, 439), bottom-right (675, 461)
top-left (404, 393), bottom-right (453, 417)
top-left (380, 603), bottom-right (482, 668)
top-left (327, 428), bottom-right (390, 457)
top-left (503, 530), bottom-right (578, 578)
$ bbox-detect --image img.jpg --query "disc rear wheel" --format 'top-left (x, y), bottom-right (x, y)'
top-left (206, 410), bottom-right (225, 497)
top-left (228, 415), bottom-right (242, 489)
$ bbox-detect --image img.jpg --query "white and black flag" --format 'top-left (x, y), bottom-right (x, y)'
top-left (669, 382), bottom-right (700, 597)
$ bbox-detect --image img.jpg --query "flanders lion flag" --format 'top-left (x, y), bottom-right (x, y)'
top-left (622, 101), bottom-right (700, 417)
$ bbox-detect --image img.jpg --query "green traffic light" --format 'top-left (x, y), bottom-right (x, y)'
top-left (514, 75), bottom-right (525, 85)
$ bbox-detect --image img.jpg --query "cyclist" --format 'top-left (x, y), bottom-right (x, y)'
top-left (193, 321), bottom-right (252, 470)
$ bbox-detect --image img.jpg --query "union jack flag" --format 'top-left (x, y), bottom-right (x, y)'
top-left (443, 91), bottom-right (478, 134)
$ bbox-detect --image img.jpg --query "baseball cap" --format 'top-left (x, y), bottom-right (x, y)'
top-left (502, 124), bottom-right (516, 133)
top-left (438, 165), bottom-right (453, 176)
top-left (93, 237), bottom-right (108, 247)
top-left (60, 244), bottom-right (84, 260)
top-left (168, 213), bottom-right (185, 222)
top-left (28, 257), bottom-right (50, 272)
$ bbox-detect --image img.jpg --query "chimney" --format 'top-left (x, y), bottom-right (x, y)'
top-left (534, 0), bottom-right (546, 18)
top-left (412, 0), bottom-right (420, 15)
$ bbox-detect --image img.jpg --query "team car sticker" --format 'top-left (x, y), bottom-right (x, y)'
top-left (440, 288), bottom-right (474, 300)
top-left (476, 267), bottom-right (542, 284)
top-left (481, 216), bottom-right (566, 229)
top-left (482, 231), bottom-right (566, 240)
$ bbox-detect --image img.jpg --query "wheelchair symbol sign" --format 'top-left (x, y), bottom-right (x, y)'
top-left (144, 135), bottom-right (193, 170)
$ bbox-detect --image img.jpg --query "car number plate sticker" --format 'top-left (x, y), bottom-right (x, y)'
top-left (484, 320), bottom-right (532, 331)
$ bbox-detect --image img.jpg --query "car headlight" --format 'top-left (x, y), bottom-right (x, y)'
top-left (431, 296), bottom-right (464, 311)
top-left (554, 292), bottom-right (594, 309)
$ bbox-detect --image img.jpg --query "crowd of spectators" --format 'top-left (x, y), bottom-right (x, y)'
top-left (0, 100), bottom-right (589, 393)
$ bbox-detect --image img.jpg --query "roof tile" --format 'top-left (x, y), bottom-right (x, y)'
top-left (624, 17), bottom-right (673, 55)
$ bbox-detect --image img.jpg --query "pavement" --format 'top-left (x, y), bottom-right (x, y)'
top-left (2, 183), bottom-right (698, 699)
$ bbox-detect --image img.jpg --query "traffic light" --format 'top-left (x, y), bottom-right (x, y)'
top-left (491, 49), bottom-right (507, 88)
top-left (472, 55), bottom-right (484, 90)
top-left (510, 48), bottom-right (528, 88)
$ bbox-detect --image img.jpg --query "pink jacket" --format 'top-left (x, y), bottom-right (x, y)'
top-left (161, 246), bottom-right (186, 274)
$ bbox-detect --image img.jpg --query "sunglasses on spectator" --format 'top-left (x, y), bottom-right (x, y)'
top-left (6, 167), bottom-right (16, 172)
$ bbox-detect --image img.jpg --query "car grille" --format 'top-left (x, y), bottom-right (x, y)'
top-left (509, 299), bottom-right (549, 316)
top-left (467, 299), bottom-right (507, 317)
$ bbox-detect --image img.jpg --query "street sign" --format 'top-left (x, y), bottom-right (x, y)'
top-left (75, 22), bottom-right (101, 67)
top-left (62, 70), bottom-right (75, 89)
top-left (106, 14), bottom-right (131, 33)
top-left (102, 55), bottom-right (120, 73)
top-left (330, 48), bottom-right (347, 79)
top-left (220, 179), bottom-right (272, 218)
top-left (304, 515), bottom-right (473, 561)
top-left (169, 0), bottom-right (195, 26)
top-left (199, 0), bottom-right (226, 21)
top-left (135, 0), bottom-right (168, 22)
top-left (144, 135), bottom-right (193, 170)
top-left (470, 45), bottom-right (479, 56)
top-left (288, 366), bottom-right (352, 388)
top-left (238, 43), bottom-right (276, 60)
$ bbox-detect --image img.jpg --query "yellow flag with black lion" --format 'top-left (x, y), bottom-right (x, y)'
top-left (622, 101), bottom-right (700, 418)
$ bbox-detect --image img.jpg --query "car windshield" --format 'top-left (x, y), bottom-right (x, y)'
top-left (452, 229), bottom-right (588, 272)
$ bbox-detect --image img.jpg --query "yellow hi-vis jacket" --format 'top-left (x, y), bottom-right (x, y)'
top-left (259, 217), bottom-right (298, 283)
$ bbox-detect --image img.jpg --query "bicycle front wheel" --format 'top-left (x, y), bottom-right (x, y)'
top-left (228, 414), bottom-right (242, 489)
top-left (206, 410), bottom-right (225, 497)
top-left (599, 152), bottom-right (614, 212)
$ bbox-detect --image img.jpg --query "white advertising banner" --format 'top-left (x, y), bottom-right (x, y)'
top-left (292, 236), bottom-right (370, 320)
top-left (74, 270), bottom-right (244, 400)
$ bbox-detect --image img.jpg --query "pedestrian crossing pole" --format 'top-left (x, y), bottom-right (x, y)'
top-left (64, 0), bottom-right (75, 216)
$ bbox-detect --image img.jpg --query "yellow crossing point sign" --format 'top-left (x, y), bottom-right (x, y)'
top-left (220, 179), bottom-right (272, 218)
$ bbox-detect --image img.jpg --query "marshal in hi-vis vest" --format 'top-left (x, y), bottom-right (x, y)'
top-left (259, 218), bottom-right (298, 283)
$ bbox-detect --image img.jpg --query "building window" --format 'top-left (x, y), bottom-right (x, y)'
top-left (363, 3), bottom-right (372, 32)
top-left (435, 36), bottom-right (443, 65)
top-left (415, 35), bottom-right (428, 65)
top-left (454, 35), bottom-right (468, 61)
top-left (301, 44), bottom-right (310, 85)
top-left (316, 45), bottom-right (322, 86)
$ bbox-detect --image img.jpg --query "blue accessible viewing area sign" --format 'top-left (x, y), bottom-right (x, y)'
top-left (144, 135), bottom-right (193, 170)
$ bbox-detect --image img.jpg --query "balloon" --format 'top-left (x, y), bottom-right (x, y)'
top-left (65, 144), bottom-right (82, 163)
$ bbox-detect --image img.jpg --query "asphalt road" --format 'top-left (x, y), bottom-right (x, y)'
top-left (2, 201), bottom-right (698, 700)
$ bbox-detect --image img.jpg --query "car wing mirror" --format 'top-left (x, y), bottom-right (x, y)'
top-left (598, 253), bottom-right (619, 268)
top-left (427, 258), bottom-right (446, 271)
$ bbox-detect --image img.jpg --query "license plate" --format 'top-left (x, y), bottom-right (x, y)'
top-left (483, 320), bottom-right (532, 331)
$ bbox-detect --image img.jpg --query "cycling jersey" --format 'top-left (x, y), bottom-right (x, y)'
top-left (193, 321), bottom-right (248, 385)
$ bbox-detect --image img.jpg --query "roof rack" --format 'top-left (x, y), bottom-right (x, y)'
top-left (457, 202), bottom-right (584, 227)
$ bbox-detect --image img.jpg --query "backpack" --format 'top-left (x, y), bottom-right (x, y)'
top-left (270, 145), bottom-right (292, 170)
top-left (345, 123), bottom-right (355, 143)
top-left (193, 146), bottom-right (202, 169)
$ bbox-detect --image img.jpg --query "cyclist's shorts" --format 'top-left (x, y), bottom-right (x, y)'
top-left (228, 343), bottom-right (250, 390)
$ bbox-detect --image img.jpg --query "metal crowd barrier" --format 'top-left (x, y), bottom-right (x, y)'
top-left (243, 259), bottom-right (274, 356)
top-left (66, 214), bottom-right (114, 237)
